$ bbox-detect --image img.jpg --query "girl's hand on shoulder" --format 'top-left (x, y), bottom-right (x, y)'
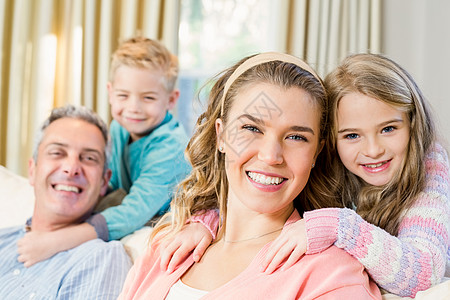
top-left (159, 222), bottom-right (213, 273)
top-left (261, 219), bottom-right (307, 274)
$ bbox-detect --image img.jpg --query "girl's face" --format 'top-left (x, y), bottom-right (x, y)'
top-left (336, 92), bottom-right (410, 186)
top-left (216, 83), bottom-right (323, 217)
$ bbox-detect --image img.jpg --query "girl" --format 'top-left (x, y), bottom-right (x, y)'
top-left (118, 52), bottom-right (381, 299)
top-left (162, 53), bottom-right (449, 298)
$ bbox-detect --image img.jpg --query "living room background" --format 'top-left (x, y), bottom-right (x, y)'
top-left (0, 0), bottom-right (448, 176)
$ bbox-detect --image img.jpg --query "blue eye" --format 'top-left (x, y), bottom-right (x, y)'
top-left (344, 133), bottom-right (359, 140)
top-left (382, 126), bottom-right (395, 133)
top-left (242, 125), bottom-right (261, 133)
top-left (287, 135), bottom-right (307, 142)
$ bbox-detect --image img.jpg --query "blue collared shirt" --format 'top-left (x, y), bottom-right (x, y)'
top-left (0, 224), bottom-right (132, 299)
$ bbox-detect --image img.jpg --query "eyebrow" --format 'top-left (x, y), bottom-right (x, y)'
top-left (238, 114), bottom-right (315, 135)
top-left (114, 88), bottom-right (158, 95)
top-left (338, 118), bottom-right (404, 134)
top-left (46, 142), bottom-right (103, 156)
top-left (238, 114), bottom-right (265, 126)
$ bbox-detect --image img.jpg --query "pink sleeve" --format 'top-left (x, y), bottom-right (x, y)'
top-left (303, 208), bottom-right (340, 254)
top-left (331, 143), bottom-right (449, 297)
top-left (189, 209), bottom-right (220, 240)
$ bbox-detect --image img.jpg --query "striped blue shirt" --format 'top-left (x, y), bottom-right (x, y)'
top-left (0, 225), bottom-right (132, 299)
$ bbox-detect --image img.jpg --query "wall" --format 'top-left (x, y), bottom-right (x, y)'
top-left (382, 0), bottom-right (450, 144)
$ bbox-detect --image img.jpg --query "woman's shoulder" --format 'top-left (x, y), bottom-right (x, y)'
top-left (283, 245), bottom-right (381, 298)
top-left (305, 245), bottom-right (362, 265)
top-left (299, 245), bottom-right (371, 283)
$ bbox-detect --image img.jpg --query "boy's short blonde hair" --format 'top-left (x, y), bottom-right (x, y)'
top-left (109, 37), bottom-right (179, 91)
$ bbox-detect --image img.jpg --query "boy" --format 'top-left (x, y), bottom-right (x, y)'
top-left (17, 37), bottom-right (191, 266)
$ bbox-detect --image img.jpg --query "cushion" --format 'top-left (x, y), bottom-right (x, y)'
top-left (382, 279), bottom-right (450, 300)
top-left (0, 165), bottom-right (34, 229)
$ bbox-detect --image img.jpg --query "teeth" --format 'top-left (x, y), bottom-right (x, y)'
top-left (54, 184), bottom-right (80, 193)
top-left (365, 162), bottom-right (384, 168)
top-left (247, 171), bottom-right (284, 185)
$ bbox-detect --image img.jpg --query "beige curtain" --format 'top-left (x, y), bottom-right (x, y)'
top-left (0, 0), bottom-right (381, 176)
top-left (286, 0), bottom-right (381, 77)
top-left (0, 0), bottom-right (181, 176)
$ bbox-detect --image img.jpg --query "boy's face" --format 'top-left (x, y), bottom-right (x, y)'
top-left (108, 65), bottom-right (179, 142)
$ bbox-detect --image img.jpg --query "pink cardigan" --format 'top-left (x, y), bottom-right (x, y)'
top-left (119, 211), bottom-right (381, 299)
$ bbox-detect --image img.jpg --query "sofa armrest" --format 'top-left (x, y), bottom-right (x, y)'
top-left (0, 165), bottom-right (35, 229)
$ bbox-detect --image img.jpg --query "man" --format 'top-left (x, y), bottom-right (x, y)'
top-left (0, 105), bottom-right (132, 299)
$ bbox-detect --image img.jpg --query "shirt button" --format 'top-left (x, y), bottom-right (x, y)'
top-left (13, 269), bottom-right (20, 275)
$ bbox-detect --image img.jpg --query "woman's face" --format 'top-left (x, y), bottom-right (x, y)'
top-left (336, 92), bottom-right (410, 186)
top-left (216, 82), bottom-right (323, 216)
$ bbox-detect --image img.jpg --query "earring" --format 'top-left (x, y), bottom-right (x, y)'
top-left (312, 163), bottom-right (315, 168)
top-left (219, 146), bottom-right (224, 152)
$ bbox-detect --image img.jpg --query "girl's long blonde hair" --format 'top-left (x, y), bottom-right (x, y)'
top-left (323, 53), bottom-right (436, 235)
top-left (150, 53), bottom-right (330, 243)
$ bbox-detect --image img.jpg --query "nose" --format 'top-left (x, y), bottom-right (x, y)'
top-left (128, 96), bottom-right (141, 112)
top-left (257, 136), bottom-right (284, 165)
top-left (62, 155), bottom-right (82, 176)
top-left (362, 137), bottom-right (385, 158)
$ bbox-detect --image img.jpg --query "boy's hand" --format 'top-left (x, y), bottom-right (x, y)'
top-left (159, 222), bottom-right (213, 273)
top-left (17, 231), bottom-right (59, 267)
top-left (261, 219), bottom-right (307, 274)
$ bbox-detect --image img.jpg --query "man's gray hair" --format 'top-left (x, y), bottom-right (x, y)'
top-left (32, 105), bottom-right (111, 173)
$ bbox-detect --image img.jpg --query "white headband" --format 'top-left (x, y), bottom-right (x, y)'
top-left (220, 52), bottom-right (323, 115)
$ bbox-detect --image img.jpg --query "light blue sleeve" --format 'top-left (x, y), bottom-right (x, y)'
top-left (107, 120), bottom-right (123, 191)
top-left (101, 121), bottom-right (191, 240)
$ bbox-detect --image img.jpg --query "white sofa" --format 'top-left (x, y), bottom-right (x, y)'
top-left (0, 165), bottom-right (448, 299)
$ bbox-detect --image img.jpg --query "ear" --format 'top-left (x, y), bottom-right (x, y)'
top-left (100, 169), bottom-right (112, 196)
top-left (28, 158), bottom-right (36, 186)
top-left (215, 118), bottom-right (225, 150)
top-left (313, 139), bottom-right (325, 162)
top-left (317, 139), bottom-right (325, 156)
top-left (167, 89), bottom-right (180, 110)
top-left (107, 82), bottom-right (113, 105)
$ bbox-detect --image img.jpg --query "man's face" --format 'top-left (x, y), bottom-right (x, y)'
top-left (28, 118), bottom-right (111, 228)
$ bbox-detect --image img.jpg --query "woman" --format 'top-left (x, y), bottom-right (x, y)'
top-left (118, 52), bottom-right (381, 299)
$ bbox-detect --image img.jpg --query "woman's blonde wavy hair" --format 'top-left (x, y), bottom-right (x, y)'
top-left (323, 53), bottom-right (436, 235)
top-left (150, 53), bottom-right (330, 243)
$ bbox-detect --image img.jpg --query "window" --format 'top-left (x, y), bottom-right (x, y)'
top-left (177, 0), bottom-right (283, 135)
